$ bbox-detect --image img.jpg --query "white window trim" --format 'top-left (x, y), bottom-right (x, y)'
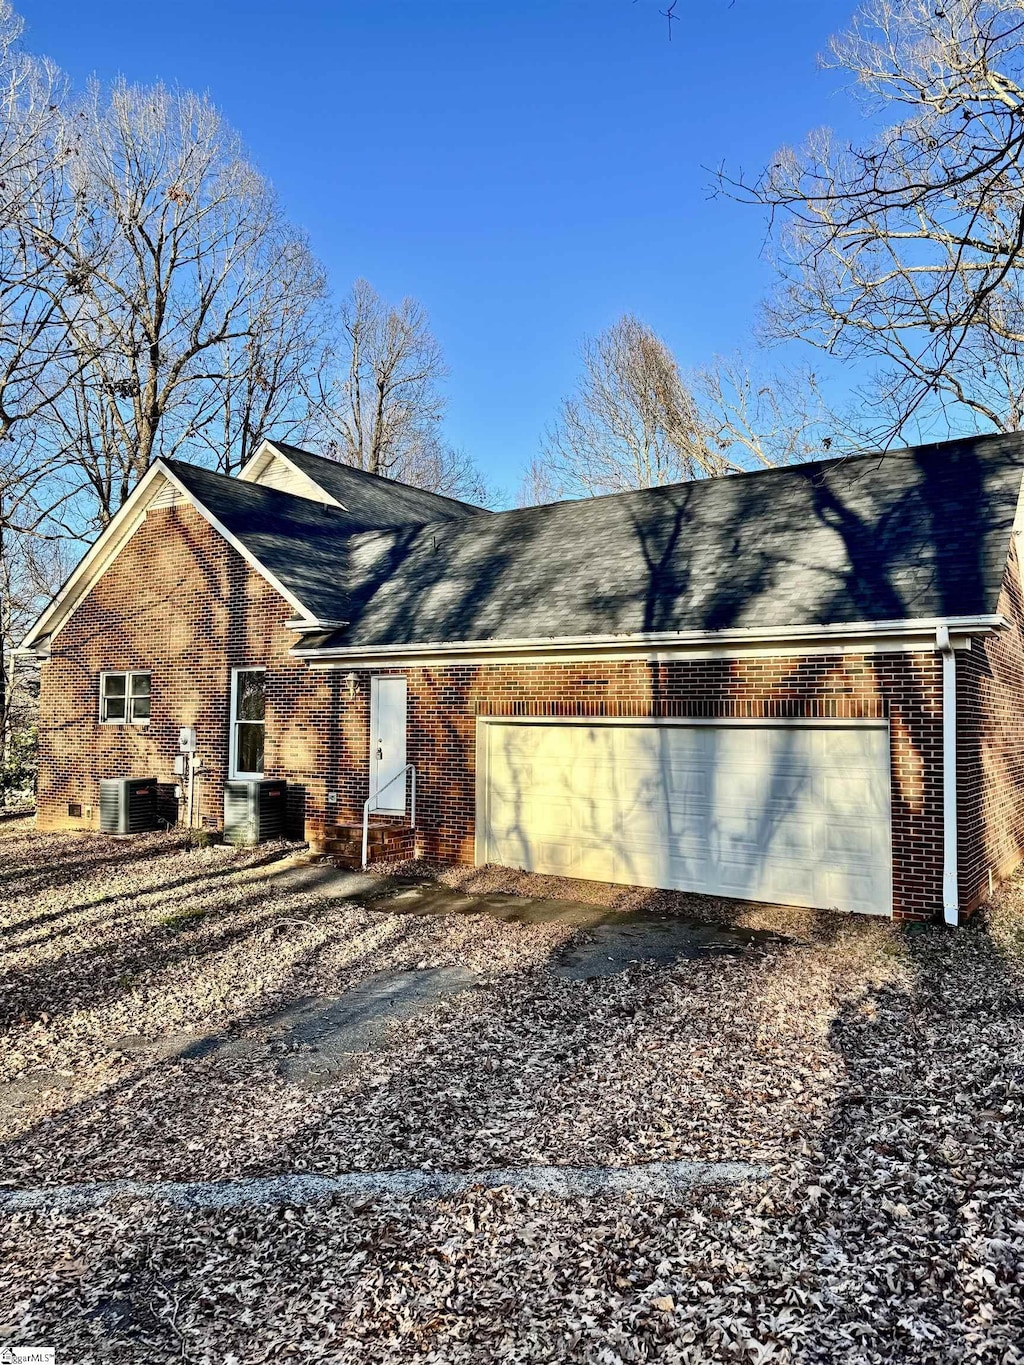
top-left (229, 666), bottom-right (266, 780)
top-left (99, 671), bottom-right (151, 726)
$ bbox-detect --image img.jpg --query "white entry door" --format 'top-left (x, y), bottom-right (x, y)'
top-left (478, 719), bottom-right (892, 917)
top-left (369, 676), bottom-right (408, 814)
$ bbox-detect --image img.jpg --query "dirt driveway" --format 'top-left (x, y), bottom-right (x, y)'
top-left (1, 818), bottom-right (1022, 1363)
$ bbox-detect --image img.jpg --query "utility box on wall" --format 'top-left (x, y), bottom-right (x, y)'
top-left (99, 777), bottom-right (159, 835)
top-left (223, 779), bottom-right (287, 846)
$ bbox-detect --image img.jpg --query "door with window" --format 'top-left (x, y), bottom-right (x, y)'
top-left (230, 668), bottom-right (266, 778)
top-left (369, 675), bottom-right (407, 814)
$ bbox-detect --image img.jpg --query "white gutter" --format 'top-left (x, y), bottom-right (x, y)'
top-left (937, 624), bottom-right (959, 927)
top-left (290, 614), bottom-right (1007, 662)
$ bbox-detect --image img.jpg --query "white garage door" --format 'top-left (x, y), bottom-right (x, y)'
top-left (478, 720), bottom-right (892, 917)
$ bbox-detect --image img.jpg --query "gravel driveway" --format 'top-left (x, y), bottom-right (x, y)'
top-left (1, 818), bottom-right (1022, 1363)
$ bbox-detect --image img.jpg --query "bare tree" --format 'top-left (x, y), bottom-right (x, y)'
top-left (310, 278), bottom-right (491, 500)
top-left (527, 318), bottom-right (839, 503)
top-left (45, 79), bottom-right (328, 528)
top-left (0, 4), bottom-right (78, 452)
top-left (516, 454), bottom-right (561, 508)
top-left (537, 314), bottom-right (728, 498)
top-left (722, 0), bottom-right (1024, 440)
top-left (692, 356), bottom-right (838, 466)
top-left (187, 235), bottom-right (328, 476)
top-left (0, 505), bottom-right (67, 803)
top-left (399, 434), bottom-right (494, 504)
top-left (0, 3), bottom-right (85, 784)
top-left (311, 279), bottom-right (445, 476)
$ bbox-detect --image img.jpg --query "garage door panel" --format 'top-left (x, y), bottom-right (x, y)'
top-left (712, 814), bottom-right (767, 853)
top-left (532, 840), bottom-right (574, 874)
top-left (574, 804), bottom-right (621, 839)
top-left (823, 772), bottom-right (883, 812)
top-left (623, 727), bottom-right (707, 760)
top-left (824, 867), bottom-right (880, 914)
top-left (825, 821), bottom-right (878, 856)
top-left (481, 721), bottom-right (892, 916)
top-left (766, 772), bottom-right (816, 803)
top-left (764, 819), bottom-right (818, 857)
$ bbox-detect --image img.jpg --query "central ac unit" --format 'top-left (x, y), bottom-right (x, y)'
top-left (223, 778), bottom-right (287, 846)
top-left (99, 777), bottom-right (159, 834)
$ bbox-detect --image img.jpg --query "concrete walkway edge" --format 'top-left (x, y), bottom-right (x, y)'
top-left (0, 1160), bottom-right (769, 1215)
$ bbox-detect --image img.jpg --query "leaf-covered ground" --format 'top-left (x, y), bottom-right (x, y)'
top-left (0, 817), bottom-right (1022, 1362)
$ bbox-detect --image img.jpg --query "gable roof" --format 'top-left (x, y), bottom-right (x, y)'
top-left (241, 440), bottom-right (487, 524)
top-left (22, 451), bottom-right (488, 649)
top-left (296, 433), bottom-right (1024, 654)
top-left (161, 460), bottom-right (376, 623)
top-left (22, 431), bottom-right (1024, 656)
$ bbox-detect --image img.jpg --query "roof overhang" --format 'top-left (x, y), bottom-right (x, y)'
top-left (292, 614), bottom-right (1008, 668)
top-left (285, 617), bottom-right (350, 634)
top-left (21, 459), bottom-right (321, 651)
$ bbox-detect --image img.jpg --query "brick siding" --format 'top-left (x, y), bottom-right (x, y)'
top-left (35, 502), bottom-right (971, 921)
top-left (347, 654), bottom-right (943, 921)
top-left (36, 503), bottom-right (328, 838)
top-left (957, 538), bottom-right (1024, 912)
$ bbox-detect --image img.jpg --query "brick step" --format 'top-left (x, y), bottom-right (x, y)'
top-left (310, 824), bottom-right (414, 866)
top-left (320, 822), bottom-right (411, 840)
top-left (318, 835), bottom-right (413, 855)
top-left (321, 823), bottom-right (363, 841)
top-left (317, 827), bottom-right (409, 848)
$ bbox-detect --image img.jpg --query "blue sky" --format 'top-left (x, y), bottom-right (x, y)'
top-left (20, 0), bottom-right (862, 492)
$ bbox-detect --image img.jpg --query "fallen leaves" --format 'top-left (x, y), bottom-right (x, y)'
top-left (0, 823), bottom-right (1023, 1362)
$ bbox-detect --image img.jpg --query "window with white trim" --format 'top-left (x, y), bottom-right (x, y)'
top-left (100, 671), bottom-right (151, 724)
top-left (229, 668), bottom-right (265, 778)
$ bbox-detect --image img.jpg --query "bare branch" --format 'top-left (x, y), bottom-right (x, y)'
top-left (718, 0), bottom-right (1024, 440)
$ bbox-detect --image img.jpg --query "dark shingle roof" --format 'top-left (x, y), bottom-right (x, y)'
top-left (169, 433), bottom-right (1024, 647)
top-left (297, 434), bottom-right (1024, 649)
top-left (268, 442), bottom-right (487, 524)
top-left (164, 461), bottom-right (366, 621)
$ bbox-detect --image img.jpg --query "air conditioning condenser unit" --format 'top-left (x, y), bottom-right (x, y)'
top-left (99, 777), bottom-right (159, 834)
top-left (223, 778), bottom-right (287, 846)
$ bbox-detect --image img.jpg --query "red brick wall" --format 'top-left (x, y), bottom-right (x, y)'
top-left (332, 653), bottom-right (941, 920)
top-left (957, 540), bottom-right (1024, 911)
top-left (38, 505), bottom-right (948, 919)
top-left (37, 502), bottom-right (337, 836)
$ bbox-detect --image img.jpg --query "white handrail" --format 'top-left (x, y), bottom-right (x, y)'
top-left (362, 763), bottom-right (416, 868)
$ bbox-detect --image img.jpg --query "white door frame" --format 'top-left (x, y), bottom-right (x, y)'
top-left (369, 675), bottom-right (408, 814)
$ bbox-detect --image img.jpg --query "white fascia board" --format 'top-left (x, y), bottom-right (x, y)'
top-left (291, 614), bottom-right (1007, 666)
top-left (22, 459), bottom-right (319, 649)
top-left (235, 438), bottom-right (280, 483)
top-left (21, 462), bottom-right (169, 649)
top-left (236, 438), bottom-right (345, 509)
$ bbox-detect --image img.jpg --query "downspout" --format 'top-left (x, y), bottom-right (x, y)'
top-left (936, 625), bottom-right (959, 927)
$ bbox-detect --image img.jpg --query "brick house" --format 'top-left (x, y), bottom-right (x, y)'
top-left (22, 433), bottom-right (1024, 925)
